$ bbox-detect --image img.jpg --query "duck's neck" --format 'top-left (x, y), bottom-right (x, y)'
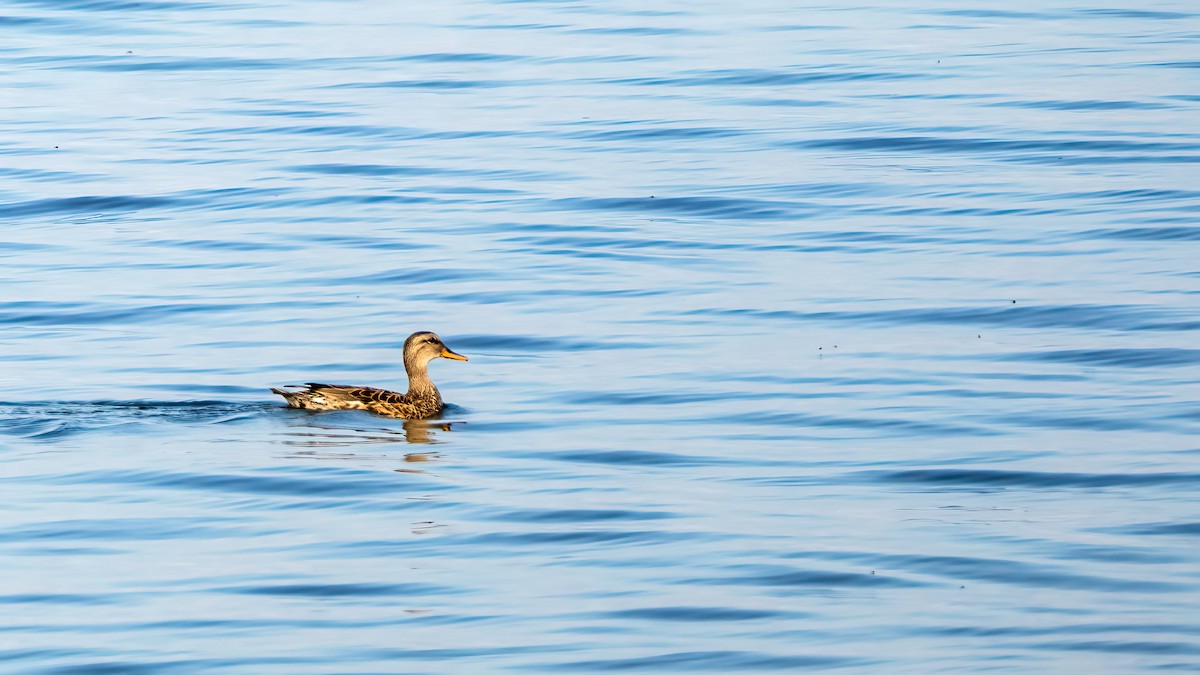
top-left (404, 358), bottom-right (441, 403)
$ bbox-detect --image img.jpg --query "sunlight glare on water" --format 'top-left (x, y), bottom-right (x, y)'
top-left (1, 0), bottom-right (1199, 672)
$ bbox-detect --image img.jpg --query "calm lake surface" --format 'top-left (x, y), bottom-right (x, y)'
top-left (2, 0), bottom-right (1199, 672)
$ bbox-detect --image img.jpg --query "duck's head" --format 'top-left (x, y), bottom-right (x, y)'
top-left (403, 331), bottom-right (468, 366)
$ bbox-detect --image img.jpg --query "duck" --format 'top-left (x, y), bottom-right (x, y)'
top-left (271, 331), bottom-right (468, 419)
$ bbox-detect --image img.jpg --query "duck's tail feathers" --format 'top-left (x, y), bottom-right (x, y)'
top-left (271, 383), bottom-right (370, 410)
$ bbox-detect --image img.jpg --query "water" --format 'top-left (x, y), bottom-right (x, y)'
top-left (2, 0), bottom-right (1198, 671)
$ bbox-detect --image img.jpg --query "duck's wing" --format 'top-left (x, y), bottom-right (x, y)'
top-left (314, 384), bottom-right (408, 405)
top-left (272, 383), bottom-right (406, 410)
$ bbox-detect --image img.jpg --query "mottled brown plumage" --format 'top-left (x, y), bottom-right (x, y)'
top-left (271, 331), bottom-right (467, 419)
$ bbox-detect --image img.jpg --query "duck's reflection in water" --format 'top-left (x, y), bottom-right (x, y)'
top-left (277, 415), bottom-right (458, 463)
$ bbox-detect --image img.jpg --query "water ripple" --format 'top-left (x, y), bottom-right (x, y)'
top-left (1100, 522), bottom-right (1200, 537)
top-left (222, 582), bottom-right (458, 598)
top-left (863, 469), bottom-right (1200, 489)
top-left (601, 606), bottom-right (788, 622)
top-left (546, 195), bottom-right (805, 219)
top-left (800, 135), bottom-right (1200, 164)
top-left (674, 303), bottom-right (1200, 332)
top-left (549, 651), bottom-right (864, 671)
top-left (1010, 348), bottom-right (1200, 368)
top-left (613, 67), bottom-right (929, 87)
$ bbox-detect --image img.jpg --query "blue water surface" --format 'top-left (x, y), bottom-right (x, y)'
top-left (1, 0), bottom-right (1199, 672)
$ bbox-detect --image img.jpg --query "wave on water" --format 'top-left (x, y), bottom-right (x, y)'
top-left (0, 400), bottom-right (466, 447)
top-left (860, 468), bottom-right (1200, 489)
top-left (0, 401), bottom-right (268, 440)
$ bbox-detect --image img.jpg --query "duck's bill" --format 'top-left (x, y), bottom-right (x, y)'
top-left (441, 348), bottom-right (468, 361)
